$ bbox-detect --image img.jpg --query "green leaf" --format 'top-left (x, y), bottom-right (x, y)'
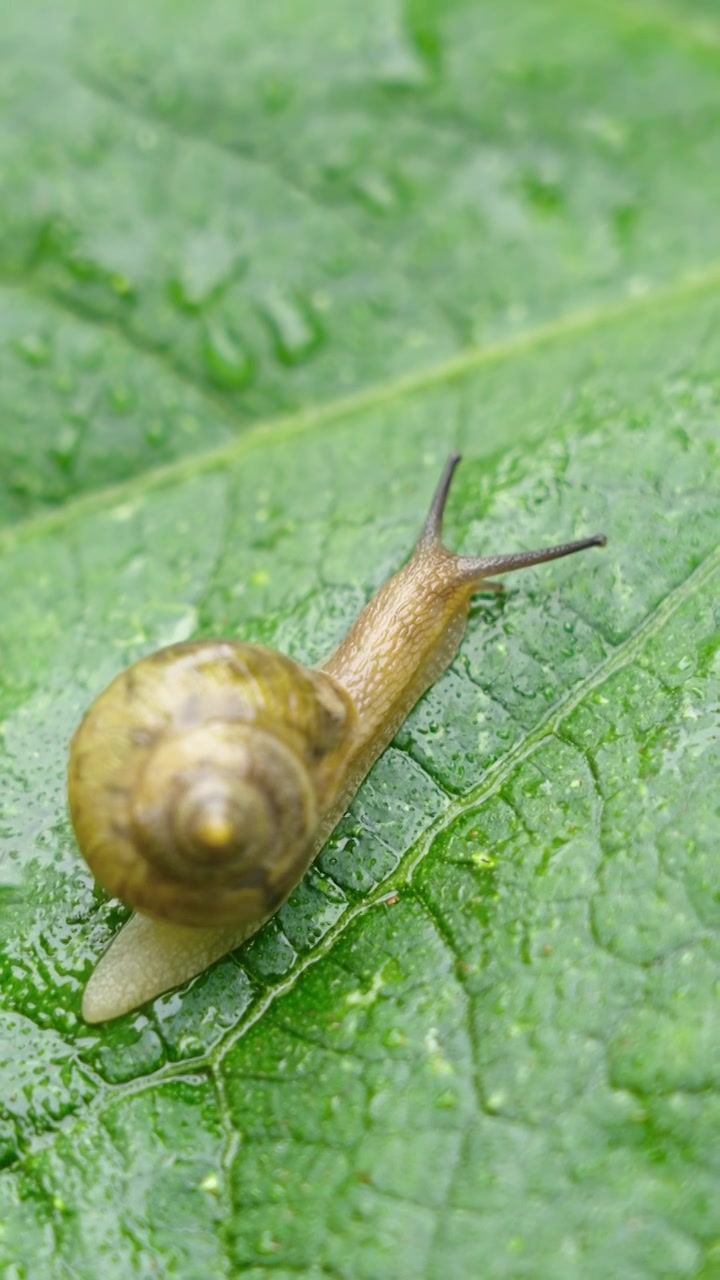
top-left (1, 2), bottom-right (719, 1277)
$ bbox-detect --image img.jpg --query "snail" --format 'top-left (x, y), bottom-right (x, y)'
top-left (68, 454), bottom-right (606, 1023)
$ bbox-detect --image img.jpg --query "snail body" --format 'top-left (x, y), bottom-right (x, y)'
top-left (69, 455), bottom-right (606, 1022)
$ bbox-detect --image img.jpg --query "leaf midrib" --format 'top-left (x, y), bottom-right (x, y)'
top-left (4, 261), bottom-right (720, 556)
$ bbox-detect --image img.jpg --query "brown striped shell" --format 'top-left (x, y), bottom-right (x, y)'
top-left (68, 641), bottom-right (358, 927)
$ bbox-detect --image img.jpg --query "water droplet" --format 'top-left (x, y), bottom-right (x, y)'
top-left (170, 233), bottom-right (242, 312)
top-left (14, 334), bottom-right (51, 366)
top-left (257, 1229), bottom-right (280, 1256)
top-left (352, 170), bottom-right (398, 212)
top-left (145, 420), bottom-right (167, 447)
top-left (383, 1027), bottom-right (407, 1049)
top-left (177, 1032), bottom-right (205, 1057)
top-left (51, 425), bottom-right (79, 469)
top-left (61, 251), bottom-right (137, 310)
top-left (485, 1089), bottom-right (506, 1114)
top-left (107, 383), bottom-right (135, 413)
top-left (202, 322), bottom-right (254, 389)
top-left (521, 173), bottom-right (564, 215)
top-left (259, 292), bottom-right (323, 366)
top-left (583, 113), bottom-right (626, 149)
top-left (434, 1088), bottom-right (459, 1110)
top-left (110, 274), bottom-right (133, 298)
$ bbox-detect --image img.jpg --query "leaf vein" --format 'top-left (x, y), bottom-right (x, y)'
top-left (4, 265), bottom-right (720, 556)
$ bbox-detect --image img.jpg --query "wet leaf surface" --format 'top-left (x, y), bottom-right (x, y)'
top-left (0, 2), bottom-right (719, 1277)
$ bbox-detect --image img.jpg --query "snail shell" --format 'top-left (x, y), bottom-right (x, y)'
top-left (68, 644), bottom-right (357, 928)
top-left (68, 454), bottom-right (606, 1022)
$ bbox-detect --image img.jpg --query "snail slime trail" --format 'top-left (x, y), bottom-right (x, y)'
top-left (68, 454), bottom-right (606, 1022)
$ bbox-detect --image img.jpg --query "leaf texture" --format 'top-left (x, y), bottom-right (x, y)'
top-left (0, 2), bottom-right (719, 1277)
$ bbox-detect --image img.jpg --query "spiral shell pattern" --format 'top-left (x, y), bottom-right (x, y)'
top-left (68, 641), bottom-right (357, 926)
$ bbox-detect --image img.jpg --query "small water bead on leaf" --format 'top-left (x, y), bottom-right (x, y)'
top-left (50, 425), bottom-right (80, 470)
top-left (434, 1088), bottom-right (460, 1110)
top-left (521, 172), bottom-right (566, 216)
top-left (145, 420), bottom-right (167, 447)
top-left (110, 274), bottom-right (134, 299)
top-left (14, 333), bottom-right (51, 366)
top-left (352, 170), bottom-right (400, 214)
top-left (88, 1016), bottom-right (166, 1085)
top-left (244, 918), bottom-right (297, 982)
top-left (169, 233), bottom-right (243, 313)
top-left (64, 252), bottom-right (137, 314)
top-left (202, 321), bottom-right (254, 389)
top-left (259, 291), bottom-right (324, 366)
top-left (107, 383), bottom-right (136, 414)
